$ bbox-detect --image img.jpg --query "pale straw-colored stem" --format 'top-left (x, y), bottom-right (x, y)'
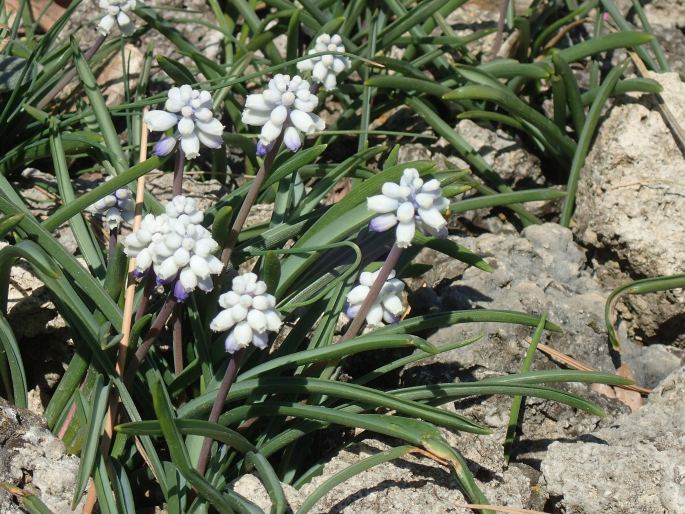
top-left (82, 112), bottom-right (149, 514)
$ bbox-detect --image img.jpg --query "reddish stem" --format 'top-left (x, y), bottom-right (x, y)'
top-left (339, 244), bottom-right (403, 343)
top-left (196, 350), bottom-right (243, 476)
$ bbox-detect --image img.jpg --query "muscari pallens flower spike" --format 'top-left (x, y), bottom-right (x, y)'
top-left (210, 273), bottom-right (282, 353)
top-left (241, 74), bottom-right (324, 154)
top-left (98, 0), bottom-right (136, 36)
top-left (123, 196), bottom-right (223, 301)
top-left (90, 180), bottom-right (135, 229)
top-left (367, 168), bottom-right (449, 248)
top-left (144, 85), bottom-right (224, 159)
top-left (296, 34), bottom-right (350, 91)
top-left (346, 269), bottom-right (405, 326)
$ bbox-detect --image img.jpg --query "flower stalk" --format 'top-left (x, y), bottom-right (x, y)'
top-left (173, 304), bottom-right (183, 375)
top-left (124, 296), bottom-right (178, 386)
top-left (108, 225), bottom-right (119, 263)
top-left (36, 35), bottom-right (107, 110)
top-left (173, 148), bottom-right (186, 196)
top-left (196, 350), bottom-right (242, 476)
top-left (339, 244), bottom-right (403, 342)
top-left (135, 271), bottom-right (154, 321)
top-left (220, 133), bottom-right (283, 266)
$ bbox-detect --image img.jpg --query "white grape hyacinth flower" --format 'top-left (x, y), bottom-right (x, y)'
top-left (90, 179), bottom-right (134, 229)
top-left (297, 34), bottom-right (350, 91)
top-left (241, 74), bottom-right (324, 154)
top-left (144, 85), bottom-right (224, 159)
top-left (98, 0), bottom-right (136, 36)
top-left (367, 168), bottom-right (449, 248)
top-left (123, 196), bottom-right (223, 300)
top-left (345, 269), bottom-right (405, 326)
top-left (210, 273), bottom-right (282, 353)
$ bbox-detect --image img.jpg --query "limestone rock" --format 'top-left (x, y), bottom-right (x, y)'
top-left (415, 223), bottom-right (618, 376)
top-left (0, 398), bottom-right (81, 514)
top-left (541, 365), bottom-right (685, 514)
top-left (574, 72), bottom-right (685, 346)
top-left (234, 438), bottom-right (537, 513)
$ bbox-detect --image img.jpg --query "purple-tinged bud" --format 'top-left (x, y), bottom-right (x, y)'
top-left (256, 141), bottom-right (270, 157)
top-left (382, 311), bottom-right (400, 324)
top-left (252, 331), bottom-right (269, 350)
top-left (283, 126), bottom-right (301, 152)
top-left (153, 136), bottom-right (177, 157)
top-left (369, 214), bottom-right (398, 233)
top-left (345, 303), bottom-right (360, 319)
top-left (156, 274), bottom-right (173, 286)
top-left (225, 332), bottom-right (240, 353)
top-left (132, 269), bottom-right (145, 280)
top-left (173, 280), bottom-right (189, 302)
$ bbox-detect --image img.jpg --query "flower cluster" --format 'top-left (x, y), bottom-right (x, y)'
top-left (144, 85), bottom-right (224, 159)
top-left (98, 0), bottom-right (136, 36)
top-left (210, 273), bottom-right (282, 353)
top-left (346, 269), bottom-right (405, 326)
top-left (123, 196), bottom-right (223, 300)
top-left (242, 74), bottom-right (324, 154)
top-left (90, 180), bottom-right (135, 229)
top-left (297, 33), bottom-right (350, 91)
top-left (367, 168), bottom-right (449, 248)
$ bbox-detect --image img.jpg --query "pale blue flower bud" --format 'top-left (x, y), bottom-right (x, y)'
top-left (153, 136), bottom-right (177, 157)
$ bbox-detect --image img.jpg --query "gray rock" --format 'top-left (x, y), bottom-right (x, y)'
top-left (409, 223), bottom-right (646, 465)
top-left (443, 119), bottom-right (545, 189)
top-left (541, 365), bottom-right (685, 514)
top-left (622, 340), bottom-right (684, 389)
top-left (234, 438), bottom-right (538, 513)
top-left (643, 0), bottom-right (685, 30)
top-left (0, 398), bottom-right (81, 514)
top-left (415, 223), bottom-right (617, 376)
top-left (574, 72), bottom-right (685, 347)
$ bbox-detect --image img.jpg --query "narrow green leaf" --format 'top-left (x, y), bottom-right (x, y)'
top-left (554, 30), bottom-right (652, 65)
top-left (49, 119), bottom-right (106, 278)
top-left (157, 55), bottom-right (195, 85)
top-left (560, 61), bottom-right (628, 226)
top-left (413, 233), bottom-right (492, 272)
top-left (406, 97), bottom-right (540, 225)
top-left (296, 446), bottom-right (415, 514)
top-left (0, 312), bottom-right (28, 407)
top-left (245, 451), bottom-right (288, 514)
top-left (373, 310), bottom-right (561, 335)
top-left (72, 376), bottom-right (110, 509)
top-left (71, 37), bottom-right (128, 174)
top-left (451, 188), bottom-right (566, 214)
top-left (605, 274), bottom-right (685, 349)
top-left (504, 313), bottom-right (546, 462)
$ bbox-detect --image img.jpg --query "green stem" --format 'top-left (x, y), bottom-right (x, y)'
top-left (173, 304), bottom-right (183, 375)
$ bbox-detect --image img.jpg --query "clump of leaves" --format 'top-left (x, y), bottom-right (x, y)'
top-left (0, 0), bottom-right (662, 513)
